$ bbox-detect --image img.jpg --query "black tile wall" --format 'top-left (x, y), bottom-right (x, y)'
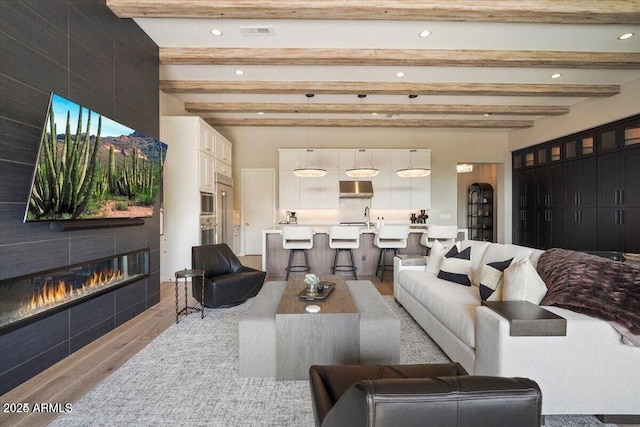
top-left (0, 118), bottom-right (41, 164)
top-left (69, 317), bottom-right (114, 353)
top-left (0, 310), bottom-right (69, 374)
top-left (0, 342), bottom-right (69, 394)
top-left (0, 237), bottom-right (69, 280)
top-left (0, 75), bottom-right (51, 126)
top-left (115, 279), bottom-right (147, 313)
top-left (21, 0), bottom-right (70, 33)
top-left (70, 292), bottom-right (115, 337)
top-left (69, 231), bottom-right (116, 264)
top-left (0, 1), bottom-right (69, 66)
top-left (115, 300), bottom-right (146, 327)
top-left (0, 0), bottom-right (160, 394)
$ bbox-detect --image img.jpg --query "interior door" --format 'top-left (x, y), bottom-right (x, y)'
top-left (242, 169), bottom-right (276, 255)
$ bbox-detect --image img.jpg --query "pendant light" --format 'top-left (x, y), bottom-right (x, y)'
top-left (345, 95), bottom-right (379, 178)
top-left (293, 94), bottom-right (327, 178)
top-left (396, 149), bottom-right (431, 177)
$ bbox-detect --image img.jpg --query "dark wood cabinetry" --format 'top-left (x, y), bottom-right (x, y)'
top-left (512, 114), bottom-right (640, 252)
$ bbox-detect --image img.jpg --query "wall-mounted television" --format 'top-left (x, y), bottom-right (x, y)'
top-left (24, 93), bottom-right (168, 223)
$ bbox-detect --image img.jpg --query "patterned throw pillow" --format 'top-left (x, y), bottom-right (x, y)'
top-left (437, 246), bottom-right (472, 286)
top-left (479, 258), bottom-right (514, 301)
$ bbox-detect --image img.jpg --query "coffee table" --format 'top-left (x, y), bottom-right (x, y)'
top-left (275, 276), bottom-right (359, 380)
top-left (238, 278), bottom-right (400, 380)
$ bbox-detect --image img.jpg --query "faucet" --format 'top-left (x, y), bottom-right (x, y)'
top-left (364, 206), bottom-right (370, 229)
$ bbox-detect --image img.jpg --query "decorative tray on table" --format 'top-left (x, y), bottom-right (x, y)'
top-left (298, 282), bottom-right (335, 301)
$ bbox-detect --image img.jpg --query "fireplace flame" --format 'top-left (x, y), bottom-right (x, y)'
top-left (18, 269), bottom-right (124, 317)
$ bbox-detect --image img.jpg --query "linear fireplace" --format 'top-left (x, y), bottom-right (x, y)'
top-left (0, 249), bottom-right (150, 335)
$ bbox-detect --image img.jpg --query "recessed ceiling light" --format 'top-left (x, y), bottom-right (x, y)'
top-left (396, 71), bottom-right (405, 77)
top-left (235, 70), bottom-right (244, 76)
top-left (258, 112), bottom-right (264, 115)
top-left (418, 30), bottom-right (431, 38)
top-left (210, 28), bottom-right (223, 36)
top-left (551, 73), bottom-right (562, 79)
top-left (618, 32), bottom-right (634, 40)
top-left (371, 112), bottom-right (378, 116)
top-left (484, 113), bottom-right (492, 117)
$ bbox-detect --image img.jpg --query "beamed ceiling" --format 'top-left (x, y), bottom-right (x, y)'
top-left (107, 0), bottom-right (640, 129)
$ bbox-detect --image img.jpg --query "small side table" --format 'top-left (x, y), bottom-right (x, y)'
top-left (174, 268), bottom-right (205, 323)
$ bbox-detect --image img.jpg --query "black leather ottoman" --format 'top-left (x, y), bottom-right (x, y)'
top-left (309, 363), bottom-right (542, 427)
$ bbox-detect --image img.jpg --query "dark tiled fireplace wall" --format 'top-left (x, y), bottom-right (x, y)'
top-left (0, 0), bottom-right (160, 394)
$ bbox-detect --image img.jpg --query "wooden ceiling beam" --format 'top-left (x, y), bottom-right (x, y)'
top-left (161, 48), bottom-right (640, 69)
top-left (186, 102), bottom-right (569, 116)
top-left (204, 118), bottom-right (534, 128)
top-left (107, 1), bottom-right (640, 24)
top-left (161, 80), bottom-right (620, 97)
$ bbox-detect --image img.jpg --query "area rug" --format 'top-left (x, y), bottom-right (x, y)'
top-left (50, 296), bottom-right (615, 427)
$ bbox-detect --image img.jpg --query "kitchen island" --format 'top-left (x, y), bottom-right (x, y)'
top-left (262, 225), bottom-right (463, 277)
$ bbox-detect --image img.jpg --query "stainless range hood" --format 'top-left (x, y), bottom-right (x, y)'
top-left (339, 181), bottom-right (374, 198)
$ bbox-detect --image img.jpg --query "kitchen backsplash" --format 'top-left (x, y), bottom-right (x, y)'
top-left (278, 198), bottom-right (429, 225)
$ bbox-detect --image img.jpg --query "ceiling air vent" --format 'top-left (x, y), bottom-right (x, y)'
top-left (240, 26), bottom-right (275, 36)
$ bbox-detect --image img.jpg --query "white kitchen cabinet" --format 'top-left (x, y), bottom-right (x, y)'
top-left (279, 149), bottom-right (339, 209)
top-left (215, 158), bottom-right (232, 178)
top-left (199, 125), bottom-right (214, 154)
top-left (160, 116), bottom-right (233, 281)
top-left (390, 151), bottom-right (412, 207)
top-left (389, 150), bottom-right (431, 208)
top-left (299, 176), bottom-right (321, 208)
top-left (278, 148), bottom-right (428, 210)
top-left (199, 152), bottom-right (215, 192)
top-left (278, 167), bottom-right (301, 209)
top-left (409, 150), bottom-right (431, 209)
top-left (319, 171), bottom-right (339, 208)
top-left (215, 135), bottom-right (232, 166)
top-left (371, 151), bottom-right (391, 208)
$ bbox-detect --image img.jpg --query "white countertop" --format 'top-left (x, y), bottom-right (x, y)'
top-left (263, 224), bottom-right (430, 234)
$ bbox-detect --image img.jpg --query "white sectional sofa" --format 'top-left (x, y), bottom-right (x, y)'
top-left (394, 240), bottom-right (640, 417)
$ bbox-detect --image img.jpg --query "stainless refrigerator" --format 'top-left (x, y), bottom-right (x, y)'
top-left (215, 173), bottom-right (233, 247)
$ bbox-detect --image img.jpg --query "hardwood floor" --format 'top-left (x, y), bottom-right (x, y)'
top-left (0, 255), bottom-right (393, 427)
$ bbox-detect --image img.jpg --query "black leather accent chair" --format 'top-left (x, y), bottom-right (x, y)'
top-left (309, 363), bottom-right (542, 427)
top-left (191, 243), bottom-right (266, 308)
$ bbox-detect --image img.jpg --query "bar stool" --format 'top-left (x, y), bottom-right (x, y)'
top-left (374, 225), bottom-right (410, 282)
top-left (420, 225), bottom-right (459, 256)
top-left (329, 226), bottom-right (361, 279)
top-left (282, 226), bottom-right (314, 280)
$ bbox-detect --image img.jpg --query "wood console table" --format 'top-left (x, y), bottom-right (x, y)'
top-left (482, 301), bottom-right (566, 336)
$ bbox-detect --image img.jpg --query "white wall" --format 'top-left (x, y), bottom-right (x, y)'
top-left (215, 126), bottom-right (511, 241)
top-left (159, 92), bottom-right (191, 116)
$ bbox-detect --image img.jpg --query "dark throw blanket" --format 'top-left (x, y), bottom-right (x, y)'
top-left (537, 248), bottom-right (640, 336)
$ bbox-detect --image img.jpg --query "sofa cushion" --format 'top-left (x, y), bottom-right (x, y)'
top-left (503, 258), bottom-right (547, 305)
top-left (479, 258), bottom-right (514, 301)
top-left (400, 270), bottom-right (479, 348)
top-left (438, 246), bottom-right (472, 286)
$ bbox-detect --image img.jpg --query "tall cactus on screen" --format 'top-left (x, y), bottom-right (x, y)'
top-left (29, 106), bottom-right (102, 219)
